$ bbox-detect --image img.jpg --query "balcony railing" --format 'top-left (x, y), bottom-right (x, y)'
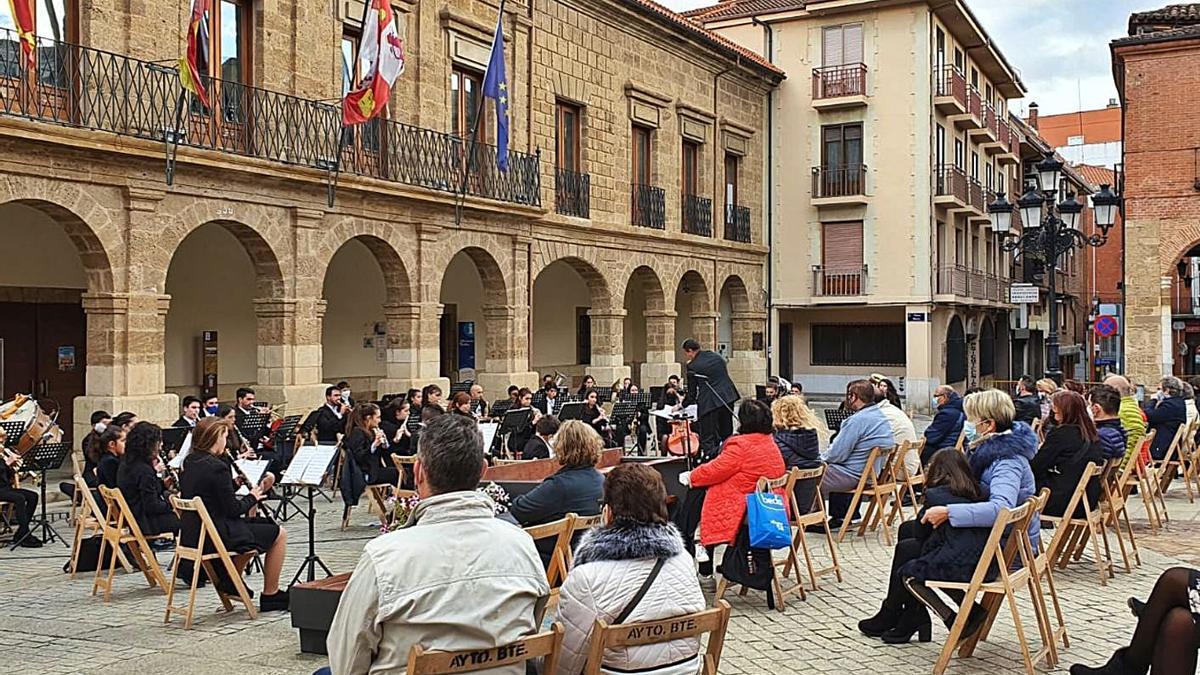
top-left (812, 164), bottom-right (867, 199)
top-left (724, 204), bottom-right (751, 243)
top-left (934, 164), bottom-right (969, 203)
top-left (813, 265), bottom-right (867, 297)
top-left (997, 120), bottom-right (1012, 151)
top-left (812, 63), bottom-right (867, 100)
top-left (934, 65), bottom-right (966, 105)
top-left (937, 265), bottom-right (1007, 302)
top-left (966, 86), bottom-right (983, 120)
top-left (555, 168), bottom-right (589, 218)
top-left (983, 103), bottom-right (999, 137)
top-left (968, 179), bottom-right (988, 214)
top-left (0, 28), bottom-right (541, 206)
top-left (631, 183), bottom-right (665, 229)
top-left (682, 194), bottom-right (712, 237)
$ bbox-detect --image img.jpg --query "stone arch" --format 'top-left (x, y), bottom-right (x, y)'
top-left (625, 265), bottom-right (667, 312)
top-left (438, 244), bottom-right (513, 381)
top-left (536, 255), bottom-right (614, 310)
top-left (317, 221), bottom-right (415, 305)
top-left (719, 273), bottom-right (752, 313)
top-left (444, 245), bottom-right (509, 307)
top-left (947, 315), bottom-right (967, 384)
top-left (674, 269), bottom-right (714, 314)
top-left (1160, 229), bottom-right (1200, 277)
top-left (0, 195), bottom-right (117, 294)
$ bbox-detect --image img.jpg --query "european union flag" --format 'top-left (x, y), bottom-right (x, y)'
top-left (482, 14), bottom-right (509, 172)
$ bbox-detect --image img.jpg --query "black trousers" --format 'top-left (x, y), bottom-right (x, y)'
top-left (697, 406), bottom-right (733, 459)
top-left (0, 486), bottom-right (38, 532)
top-left (673, 486), bottom-right (717, 574)
top-left (884, 521), bottom-right (924, 609)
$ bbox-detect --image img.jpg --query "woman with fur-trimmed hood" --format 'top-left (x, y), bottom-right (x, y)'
top-left (554, 464), bottom-right (705, 675)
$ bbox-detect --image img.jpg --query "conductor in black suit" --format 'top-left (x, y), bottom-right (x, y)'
top-left (681, 338), bottom-right (739, 460)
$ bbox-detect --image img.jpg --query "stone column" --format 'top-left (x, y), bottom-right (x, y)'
top-left (641, 309), bottom-right (680, 385)
top-left (905, 305), bottom-right (936, 414)
top-left (74, 292), bottom-right (178, 442)
top-left (726, 311), bottom-right (767, 399)
top-left (376, 301), bottom-right (449, 395)
top-left (586, 309), bottom-right (631, 385)
top-left (476, 304), bottom-right (538, 395)
top-left (253, 298), bottom-right (328, 411)
top-left (690, 312), bottom-right (719, 351)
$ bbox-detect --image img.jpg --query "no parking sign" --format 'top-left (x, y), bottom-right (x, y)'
top-left (1094, 315), bottom-right (1119, 338)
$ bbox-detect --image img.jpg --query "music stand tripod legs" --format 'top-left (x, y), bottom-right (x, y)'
top-left (288, 485), bottom-right (332, 588)
top-left (10, 442), bottom-right (71, 550)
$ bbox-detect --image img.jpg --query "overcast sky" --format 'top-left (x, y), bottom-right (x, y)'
top-left (662, 0), bottom-right (1165, 115)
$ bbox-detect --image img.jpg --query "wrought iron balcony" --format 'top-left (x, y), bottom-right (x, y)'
top-left (0, 28), bottom-right (541, 206)
top-left (682, 194), bottom-right (712, 237)
top-left (933, 164), bottom-right (970, 206)
top-left (555, 168), bottom-right (590, 218)
top-left (813, 265), bottom-right (867, 297)
top-left (934, 65), bottom-right (966, 114)
top-left (724, 204), bottom-right (751, 243)
top-left (812, 164), bottom-right (867, 200)
top-left (631, 183), bottom-right (665, 229)
top-left (937, 265), bottom-right (1006, 302)
top-left (812, 63), bottom-right (868, 103)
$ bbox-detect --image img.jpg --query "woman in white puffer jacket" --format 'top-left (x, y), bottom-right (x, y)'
top-left (554, 464), bottom-right (707, 675)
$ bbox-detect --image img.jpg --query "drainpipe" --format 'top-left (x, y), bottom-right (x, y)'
top-left (753, 16), bottom-right (775, 379)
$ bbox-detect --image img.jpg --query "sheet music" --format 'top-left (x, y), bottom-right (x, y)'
top-left (479, 422), bottom-right (498, 454)
top-left (169, 432), bottom-right (193, 469)
top-left (652, 405), bottom-right (697, 421)
top-left (234, 459), bottom-right (269, 495)
top-left (281, 444), bottom-right (339, 485)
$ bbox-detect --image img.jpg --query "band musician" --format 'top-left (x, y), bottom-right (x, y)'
top-left (174, 396), bottom-right (202, 429)
top-left (300, 386), bottom-right (350, 445)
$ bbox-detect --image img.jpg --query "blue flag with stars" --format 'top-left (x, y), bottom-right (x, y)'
top-left (482, 13), bottom-right (509, 172)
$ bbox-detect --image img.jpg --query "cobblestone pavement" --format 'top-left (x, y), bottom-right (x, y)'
top-left (2, 482), bottom-right (1197, 675)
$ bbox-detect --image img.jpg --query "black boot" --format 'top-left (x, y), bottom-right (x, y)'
top-left (1069, 648), bottom-right (1144, 675)
top-left (858, 600), bottom-right (903, 637)
top-left (1127, 597), bottom-right (1145, 618)
top-left (881, 604), bottom-right (932, 644)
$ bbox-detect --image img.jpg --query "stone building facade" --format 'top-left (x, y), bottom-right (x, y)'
top-left (1112, 4), bottom-right (1200, 386)
top-left (0, 0), bottom-right (781, 441)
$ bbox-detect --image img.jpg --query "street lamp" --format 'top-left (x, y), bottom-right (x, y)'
top-left (987, 152), bottom-right (1122, 382)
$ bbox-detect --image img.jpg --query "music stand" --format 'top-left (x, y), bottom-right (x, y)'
top-left (490, 399), bottom-right (513, 419)
top-left (161, 427), bottom-right (189, 457)
top-left (404, 410), bottom-right (421, 434)
top-left (10, 441), bottom-right (71, 549)
top-left (449, 382), bottom-right (472, 396)
top-left (591, 386), bottom-right (612, 402)
top-left (0, 420), bottom-right (25, 448)
top-left (238, 411), bottom-right (271, 447)
top-left (269, 415), bottom-right (304, 521)
top-left (379, 392), bottom-right (403, 408)
top-left (284, 443), bottom-right (339, 588)
top-left (557, 401), bottom-right (585, 421)
top-left (497, 407), bottom-right (533, 459)
top-left (825, 408), bottom-right (854, 433)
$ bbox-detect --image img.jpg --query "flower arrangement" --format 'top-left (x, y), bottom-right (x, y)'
top-left (378, 482), bottom-right (512, 533)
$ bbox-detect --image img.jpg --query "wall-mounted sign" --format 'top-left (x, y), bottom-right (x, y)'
top-left (906, 313), bottom-right (927, 322)
top-left (1009, 284), bottom-right (1040, 304)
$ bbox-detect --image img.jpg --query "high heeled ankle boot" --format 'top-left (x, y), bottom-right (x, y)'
top-left (881, 604), bottom-right (932, 644)
top-left (1069, 649), bottom-right (1144, 675)
top-left (858, 600), bottom-right (903, 638)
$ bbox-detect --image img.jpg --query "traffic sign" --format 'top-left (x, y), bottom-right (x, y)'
top-left (1094, 315), bottom-right (1119, 338)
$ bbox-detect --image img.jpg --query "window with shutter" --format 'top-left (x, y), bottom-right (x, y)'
top-left (822, 221), bottom-right (863, 271)
top-left (822, 23), bottom-right (863, 67)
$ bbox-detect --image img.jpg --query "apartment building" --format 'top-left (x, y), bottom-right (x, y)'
top-left (689, 0), bottom-right (1025, 408)
top-left (0, 0), bottom-right (781, 440)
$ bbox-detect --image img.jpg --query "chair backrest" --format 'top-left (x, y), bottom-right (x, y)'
top-left (406, 623), bottom-right (563, 675)
top-left (965, 499), bottom-right (1035, 587)
top-left (1053, 462), bottom-right (1102, 524)
top-left (873, 446), bottom-right (901, 485)
top-left (893, 440), bottom-right (918, 480)
top-left (582, 600), bottom-right (732, 675)
top-left (523, 514), bottom-right (577, 589)
top-left (170, 494), bottom-right (237, 561)
top-left (76, 475), bottom-right (103, 521)
top-left (790, 465), bottom-right (825, 519)
top-left (96, 484), bottom-right (126, 532)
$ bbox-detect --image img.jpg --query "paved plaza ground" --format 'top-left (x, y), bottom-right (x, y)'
top-left (2, 475), bottom-right (1198, 675)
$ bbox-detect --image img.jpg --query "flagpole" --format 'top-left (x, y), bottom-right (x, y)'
top-left (329, 0), bottom-right (377, 207)
top-left (455, 0), bottom-right (506, 228)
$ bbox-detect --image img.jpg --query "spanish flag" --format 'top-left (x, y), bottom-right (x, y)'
top-left (342, 0), bottom-right (405, 125)
top-left (6, 0), bottom-right (36, 70)
top-left (178, 0), bottom-right (210, 108)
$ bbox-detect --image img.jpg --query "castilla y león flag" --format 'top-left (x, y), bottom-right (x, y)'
top-left (6, 0), bottom-right (36, 70)
top-left (342, 0), bottom-right (405, 125)
top-left (178, 0), bottom-right (210, 108)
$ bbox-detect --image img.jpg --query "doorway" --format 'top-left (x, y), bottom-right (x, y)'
top-left (0, 301), bottom-right (86, 444)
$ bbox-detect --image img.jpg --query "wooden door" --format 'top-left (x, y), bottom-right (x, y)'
top-left (0, 302), bottom-right (39, 398)
top-left (35, 303), bottom-right (86, 443)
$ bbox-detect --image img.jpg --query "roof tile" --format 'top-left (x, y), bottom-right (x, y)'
top-left (1130, 3), bottom-right (1200, 34)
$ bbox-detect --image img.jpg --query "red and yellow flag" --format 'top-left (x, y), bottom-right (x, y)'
top-left (178, 0), bottom-right (210, 107)
top-left (6, 0), bottom-right (36, 70)
top-left (342, 0), bottom-right (406, 125)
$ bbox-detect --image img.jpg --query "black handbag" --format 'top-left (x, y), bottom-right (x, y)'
top-left (719, 524), bottom-right (776, 609)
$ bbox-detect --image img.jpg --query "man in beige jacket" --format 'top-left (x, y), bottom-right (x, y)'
top-left (327, 414), bottom-right (550, 675)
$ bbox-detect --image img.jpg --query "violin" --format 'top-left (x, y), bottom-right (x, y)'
top-left (665, 419), bottom-right (699, 457)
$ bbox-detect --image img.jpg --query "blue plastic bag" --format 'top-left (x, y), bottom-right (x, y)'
top-left (745, 488), bottom-right (792, 549)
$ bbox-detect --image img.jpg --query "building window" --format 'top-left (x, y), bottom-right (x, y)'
top-left (935, 27), bottom-right (946, 69)
top-left (681, 140), bottom-right (699, 195)
top-left (340, 30), bottom-right (382, 153)
top-left (812, 324), bottom-right (905, 366)
top-left (632, 125), bottom-right (652, 185)
top-left (971, 150), bottom-right (979, 181)
top-left (822, 23), bottom-right (863, 66)
top-left (556, 101), bottom-right (582, 172)
top-left (947, 316), bottom-right (967, 383)
top-left (575, 307), bottom-right (591, 365)
top-left (986, 238), bottom-right (995, 275)
top-left (451, 67), bottom-right (484, 140)
top-left (954, 47), bottom-right (964, 72)
top-left (822, 123), bottom-right (862, 168)
top-left (970, 66), bottom-right (978, 89)
top-left (955, 226), bottom-right (964, 265)
top-left (724, 152), bottom-right (740, 207)
top-left (822, 221), bottom-right (863, 270)
top-left (954, 137), bottom-right (964, 170)
top-left (935, 123), bottom-right (945, 167)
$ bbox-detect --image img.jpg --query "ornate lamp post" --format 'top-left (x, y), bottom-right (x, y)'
top-left (987, 153), bottom-right (1122, 382)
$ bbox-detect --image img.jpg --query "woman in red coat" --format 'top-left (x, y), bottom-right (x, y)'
top-left (688, 399), bottom-right (787, 548)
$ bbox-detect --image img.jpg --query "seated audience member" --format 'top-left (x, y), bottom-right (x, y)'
top-left (923, 386), bottom-right (965, 463)
top-left (554, 464), bottom-right (706, 675)
top-left (1089, 384), bottom-right (1129, 462)
top-left (1012, 376), bottom-right (1042, 426)
top-left (0, 427), bottom-right (42, 547)
top-left (179, 417), bottom-right (288, 612)
top-left (117, 421), bottom-right (180, 544)
top-left (816, 380), bottom-right (895, 529)
top-left (522, 415), bottom-right (560, 461)
top-left (1071, 567), bottom-right (1200, 674)
top-left (1032, 390), bottom-right (1102, 518)
top-left (1186, 382), bottom-right (1200, 426)
top-left (771, 395), bottom-right (823, 515)
top-left (1104, 374), bottom-right (1147, 467)
top-left (509, 420), bottom-right (604, 567)
top-left (1146, 376), bottom-right (1186, 461)
top-left (326, 415), bottom-right (549, 674)
top-left (873, 376), bottom-right (918, 474)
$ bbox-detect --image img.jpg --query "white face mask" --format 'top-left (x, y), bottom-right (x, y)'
top-left (342, 389), bottom-right (352, 401)
top-left (94, 422), bottom-right (107, 433)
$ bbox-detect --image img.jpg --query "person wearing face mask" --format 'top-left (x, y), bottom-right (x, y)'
top-left (1031, 390), bottom-right (1103, 519)
top-left (336, 381), bottom-right (355, 409)
top-left (922, 386), bottom-right (965, 464)
top-left (174, 396), bottom-right (202, 429)
top-left (1089, 384), bottom-right (1129, 462)
top-left (200, 395), bottom-right (220, 418)
top-left (300, 386), bottom-right (350, 445)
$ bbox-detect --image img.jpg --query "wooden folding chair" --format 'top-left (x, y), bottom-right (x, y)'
top-left (716, 474), bottom-right (793, 611)
top-left (832, 446), bottom-right (888, 544)
top-left (582, 601), bottom-right (731, 675)
top-left (953, 430), bottom-right (967, 452)
top-left (92, 485), bottom-right (173, 601)
top-left (165, 495), bottom-right (258, 629)
top-left (391, 453), bottom-right (417, 490)
top-left (1020, 488), bottom-right (1069, 668)
top-left (565, 513), bottom-right (602, 569)
top-left (68, 454), bottom-right (85, 526)
top-left (1135, 437), bottom-right (1171, 530)
top-left (1154, 423), bottom-right (1190, 497)
top-left (853, 446), bottom-right (901, 545)
top-left (524, 514), bottom-right (577, 601)
top-left (407, 623), bottom-right (563, 675)
top-left (69, 475), bottom-right (132, 578)
top-left (365, 483), bottom-right (395, 527)
top-left (888, 438), bottom-right (927, 525)
top-left (1098, 457), bottom-right (1140, 573)
top-left (1182, 421), bottom-right (1200, 500)
top-left (781, 465), bottom-right (843, 592)
top-left (1119, 431), bottom-right (1163, 532)
top-left (926, 500), bottom-right (1044, 675)
top-left (1043, 462), bottom-right (1113, 586)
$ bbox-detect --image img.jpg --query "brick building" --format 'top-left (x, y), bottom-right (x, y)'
top-left (0, 0), bottom-right (781, 441)
top-left (1112, 3), bottom-right (1200, 384)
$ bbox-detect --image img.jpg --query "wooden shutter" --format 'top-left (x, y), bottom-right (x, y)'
top-left (843, 23), bottom-right (863, 63)
top-left (823, 26), bottom-right (843, 67)
top-left (822, 221), bottom-right (863, 271)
